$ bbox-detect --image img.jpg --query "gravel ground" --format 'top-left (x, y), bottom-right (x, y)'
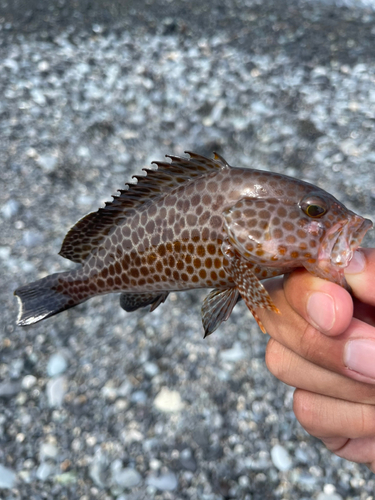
top-left (1, 0), bottom-right (375, 499)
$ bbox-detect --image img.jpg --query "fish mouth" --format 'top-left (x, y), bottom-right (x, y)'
top-left (320, 215), bottom-right (373, 269)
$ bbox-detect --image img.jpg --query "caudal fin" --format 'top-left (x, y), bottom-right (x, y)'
top-left (14, 272), bottom-right (83, 326)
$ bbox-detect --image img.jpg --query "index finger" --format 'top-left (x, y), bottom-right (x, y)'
top-left (281, 248), bottom-right (375, 337)
top-left (258, 248), bottom-right (375, 385)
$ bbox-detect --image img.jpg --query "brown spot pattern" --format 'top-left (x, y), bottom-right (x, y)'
top-left (20, 151), bottom-right (370, 336)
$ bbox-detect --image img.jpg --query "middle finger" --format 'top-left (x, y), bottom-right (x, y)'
top-left (265, 338), bottom-right (375, 404)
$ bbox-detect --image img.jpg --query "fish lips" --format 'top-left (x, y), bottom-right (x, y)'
top-left (320, 215), bottom-right (373, 270)
top-left (349, 216), bottom-right (373, 249)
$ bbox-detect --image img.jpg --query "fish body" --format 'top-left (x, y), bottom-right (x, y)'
top-left (15, 152), bottom-right (372, 335)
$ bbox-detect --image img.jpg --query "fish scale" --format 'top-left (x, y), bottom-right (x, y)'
top-left (14, 152), bottom-right (373, 336)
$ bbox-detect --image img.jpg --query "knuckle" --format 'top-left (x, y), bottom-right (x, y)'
top-left (265, 339), bottom-right (280, 374)
top-left (293, 390), bottom-right (317, 434)
top-left (358, 406), bottom-right (367, 435)
top-left (358, 405), bottom-right (375, 436)
top-left (265, 339), bottom-right (293, 382)
top-left (298, 323), bottom-right (322, 361)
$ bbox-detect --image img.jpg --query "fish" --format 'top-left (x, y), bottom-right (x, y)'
top-left (14, 152), bottom-right (373, 336)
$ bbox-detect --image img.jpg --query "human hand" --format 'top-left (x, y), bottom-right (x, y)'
top-left (258, 248), bottom-right (375, 471)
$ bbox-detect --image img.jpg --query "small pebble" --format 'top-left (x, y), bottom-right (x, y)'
top-left (54, 471), bottom-right (77, 485)
top-left (36, 463), bottom-right (54, 481)
top-left (46, 376), bottom-right (66, 408)
top-left (40, 442), bottom-right (58, 460)
top-left (22, 230), bottom-right (44, 248)
top-left (112, 467), bottom-right (142, 489)
top-left (0, 381), bottom-right (21, 398)
top-left (153, 388), bottom-right (184, 413)
top-left (18, 470), bottom-right (31, 483)
top-left (271, 444), bottom-right (293, 472)
top-left (130, 390), bottom-right (147, 404)
top-left (1, 199), bottom-right (19, 219)
top-left (0, 246), bottom-right (11, 260)
top-left (0, 464), bottom-right (17, 489)
top-left (37, 154), bottom-right (58, 172)
top-left (22, 375), bottom-right (37, 390)
top-left (179, 448), bottom-right (197, 472)
top-left (9, 358), bottom-right (24, 379)
top-left (3, 57), bottom-right (19, 71)
top-left (295, 448), bottom-right (309, 463)
top-left (317, 493), bottom-right (343, 500)
top-left (143, 361), bottom-right (159, 377)
top-left (47, 353), bottom-right (68, 377)
top-left (89, 450), bottom-right (108, 488)
top-left (146, 472), bottom-right (178, 491)
top-left (219, 342), bottom-right (245, 362)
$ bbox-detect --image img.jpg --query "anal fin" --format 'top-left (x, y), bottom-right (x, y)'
top-left (119, 291), bottom-right (169, 313)
top-left (201, 288), bottom-right (240, 338)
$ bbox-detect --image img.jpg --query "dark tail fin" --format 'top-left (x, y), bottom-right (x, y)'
top-left (14, 271), bottom-right (85, 326)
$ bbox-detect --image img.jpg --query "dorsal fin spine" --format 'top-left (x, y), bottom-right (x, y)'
top-left (59, 152), bottom-right (228, 264)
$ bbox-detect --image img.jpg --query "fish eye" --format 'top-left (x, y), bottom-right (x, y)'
top-left (300, 195), bottom-right (328, 218)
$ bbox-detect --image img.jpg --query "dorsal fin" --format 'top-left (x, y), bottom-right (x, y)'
top-left (59, 152), bottom-right (228, 264)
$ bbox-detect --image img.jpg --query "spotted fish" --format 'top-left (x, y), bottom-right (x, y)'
top-left (15, 152), bottom-right (373, 335)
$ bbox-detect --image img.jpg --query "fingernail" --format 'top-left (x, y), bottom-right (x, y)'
top-left (345, 339), bottom-right (375, 379)
top-left (345, 250), bottom-right (365, 274)
top-left (306, 292), bottom-right (335, 332)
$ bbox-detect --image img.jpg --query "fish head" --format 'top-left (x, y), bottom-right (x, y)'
top-left (303, 194), bottom-right (373, 286)
top-left (222, 189), bottom-right (373, 287)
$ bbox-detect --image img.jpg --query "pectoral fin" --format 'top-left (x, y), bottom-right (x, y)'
top-left (224, 249), bottom-right (280, 333)
top-left (119, 291), bottom-right (169, 312)
top-left (201, 288), bottom-right (240, 338)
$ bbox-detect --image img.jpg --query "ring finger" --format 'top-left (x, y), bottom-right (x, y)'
top-left (265, 338), bottom-right (375, 404)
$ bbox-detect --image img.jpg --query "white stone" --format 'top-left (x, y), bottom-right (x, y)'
top-left (317, 494), bottom-right (343, 500)
top-left (22, 375), bottom-right (37, 390)
top-left (30, 88), bottom-right (46, 106)
top-left (89, 449), bottom-right (107, 488)
top-left (101, 385), bottom-right (118, 401)
top-left (143, 362), bottom-right (159, 377)
top-left (271, 444), bottom-right (293, 471)
top-left (121, 429), bottom-right (144, 444)
top-left (37, 60), bottom-right (50, 72)
top-left (0, 464), bottom-right (17, 489)
top-left (153, 387), bottom-right (184, 413)
top-left (113, 467), bottom-right (142, 489)
top-left (37, 154), bottom-right (58, 172)
top-left (117, 380), bottom-right (132, 397)
top-left (0, 246), bottom-right (11, 260)
top-left (131, 390), bottom-right (147, 403)
top-left (18, 470), bottom-right (31, 483)
top-left (46, 376), bottom-right (66, 408)
top-left (40, 442), bottom-right (58, 460)
top-left (47, 353), bottom-right (68, 377)
top-left (146, 472), bottom-right (178, 491)
top-left (3, 58), bottom-right (19, 71)
top-left (219, 342), bottom-right (245, 362)
top-left (36, 463), bottom-right (54, 481)
top-left (1, 199), bottom-right (19, 219)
